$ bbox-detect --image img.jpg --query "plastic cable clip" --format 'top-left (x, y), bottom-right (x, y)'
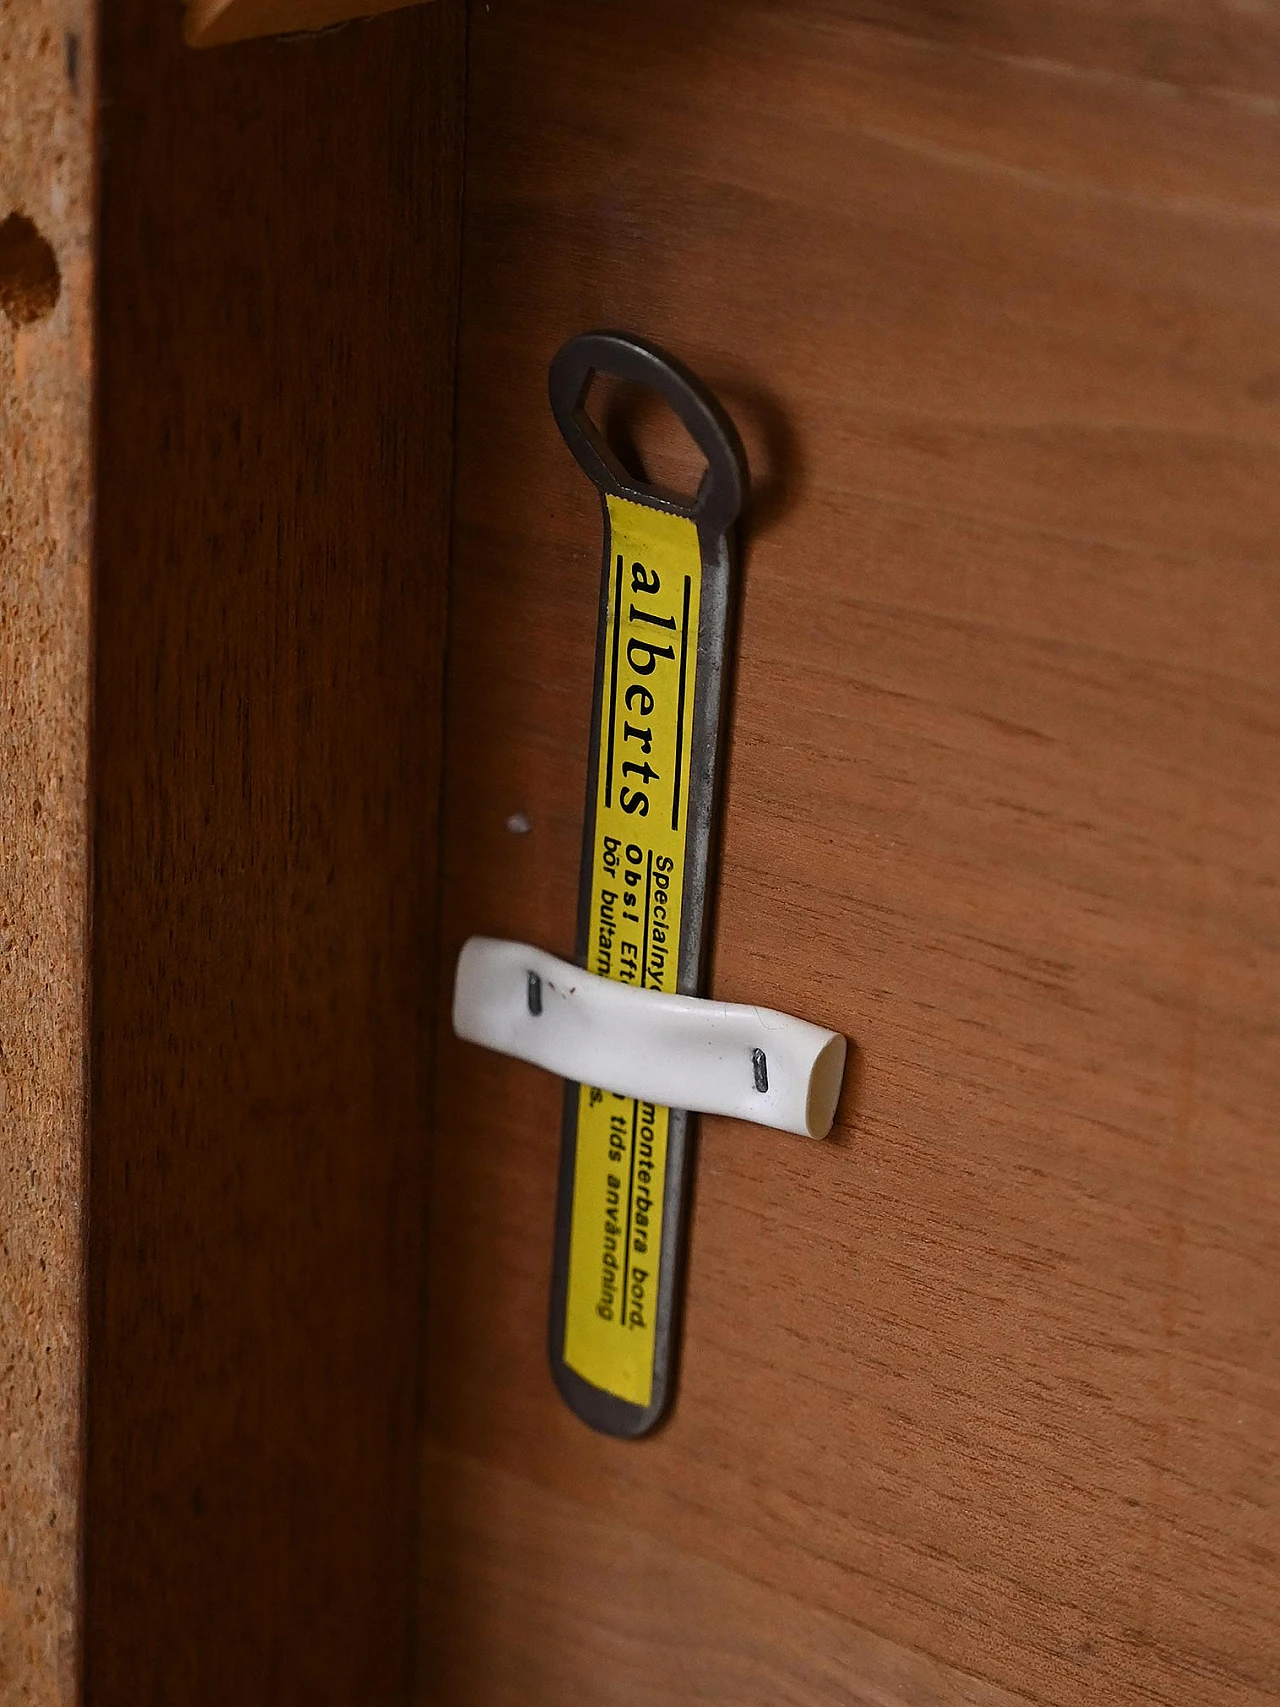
top-left (453, 936), bottom-right (847, 1141)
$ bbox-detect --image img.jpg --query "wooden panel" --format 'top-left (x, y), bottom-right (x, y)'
top-left (0, 3), bottom-right (94, 1704)
top-left (423, 3), bottom-right (1280, 1704)
top-left (813, 0), bottom-right (1280, 96)
top-left (88, 5), bottom-right (462, 1704)
top-left (423, 1445), bottom-right (1032, 1707)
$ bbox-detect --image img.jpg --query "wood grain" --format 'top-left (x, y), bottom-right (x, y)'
top-left (0, 3), bottom-right (94, 1703)
top-left (88, 5), bottom-right (462, 1703)
top-left (423, 1444), bottom-right (1036, 1707)
top-left (422, 3), bottom-right (1280, 1703)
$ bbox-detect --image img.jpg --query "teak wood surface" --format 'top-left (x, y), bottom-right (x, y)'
top-left (4, 0), bottom-right (1280, 1701)
top-left (86, 4), bottom-right (462, 1705)
top-left (422, 3), bottom-right (1280, 1704)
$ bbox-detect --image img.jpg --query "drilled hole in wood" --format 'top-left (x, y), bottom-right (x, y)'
top-left (0, 214), bottom-right (60, 328)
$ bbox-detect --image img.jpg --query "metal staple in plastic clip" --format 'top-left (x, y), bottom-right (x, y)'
top-left (453, 936), bottom-right (847, 1141)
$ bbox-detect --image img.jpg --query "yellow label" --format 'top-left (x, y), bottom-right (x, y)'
top-left (563, 495), bottom-right (702, 1407)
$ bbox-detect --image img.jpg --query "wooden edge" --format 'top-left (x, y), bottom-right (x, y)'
top-left (184, 0), bottom-right (434, 49)
top-left (0, 1), bottom-right (95, 1701)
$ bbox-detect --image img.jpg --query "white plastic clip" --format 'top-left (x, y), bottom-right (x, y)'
top-left (452, 937), bottom-right (847, 1140)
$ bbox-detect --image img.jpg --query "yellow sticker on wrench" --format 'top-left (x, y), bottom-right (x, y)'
top-left (562, 495), bottom-right (702, 1407)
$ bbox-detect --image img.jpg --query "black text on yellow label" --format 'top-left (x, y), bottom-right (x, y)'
top-left (563, 496), bottom-right (702, 1407)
